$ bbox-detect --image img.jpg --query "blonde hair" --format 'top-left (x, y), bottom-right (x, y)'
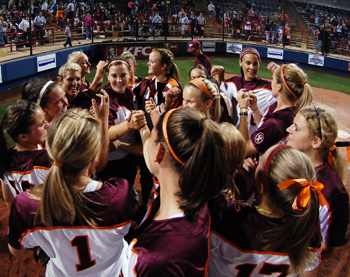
top-left (275, 64), bottom-right (313, 113)
top-left (34, 109), bottom-right (101, 227)
top-left (259, 146), bottom-right (319, 275)
top-left (152, 48), bottom-right (182, 89)
top-left (120, 51), bottom-right (136, 66)
top-left (219, 123), bottom-right (247, 201)
top-left (58, 62), bottom-right (81, 80)
top-left (185, 78), bottom-right (221, 122)
top-left (299, 106), bottom-right (347, 184)
top-left (67, 50), bottom-right (86, 64)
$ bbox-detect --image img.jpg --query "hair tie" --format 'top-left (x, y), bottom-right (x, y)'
top-left (277, 178), bottom-right (324, 210)
top-left (264, 144), bottom-right (292, 176)
top-left (199, 117), bottom-right (207, 128)
top-left (239, 49), bottom-right (261, 61)
top-left (107, 59), bottom-right (130, 70)
top-left (301, 81), bottom-right (307, 86)
top-left (328, 144), bottom-right (337, 167)
top-left (37, 81), bottom-right (54, 106)
top-left (53, 161), bottom-right (62, 167)
top-left (335, 141), bottom-right (350, 164)
top-left (162, 109), bottom-right (185, 165)
top-left (190, 78), bottom-right (214, 101)
top-left (281, 65), bottom-right (297, 98)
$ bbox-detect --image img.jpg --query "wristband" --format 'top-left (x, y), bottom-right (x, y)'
top-left (240, 109), bottom-right (249, 113)
top-left (251, 106), bottom-right (259, 112)
top-left (239, 112), bottom-right (248, 116)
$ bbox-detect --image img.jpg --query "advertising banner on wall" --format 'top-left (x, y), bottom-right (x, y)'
top-left (104, 44), bottom-right (158, 59)
top-left (267, 48), bottom-right (284, 60)
top-left (348, 61), bottom-right (350, 71)
top-left (226, 43), bottom-right (243, 54)
top-left (308, 54), bottom-right (324, 67)
top-left (202, 41), bottom-right (216, 52)
top-left (164, 42), bottom-right (179, 53)
top-left (37, 53), bottom-right (56, 72)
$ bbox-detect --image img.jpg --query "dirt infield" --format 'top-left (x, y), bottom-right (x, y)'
top-left (0, 77), bottom-right (350, 276)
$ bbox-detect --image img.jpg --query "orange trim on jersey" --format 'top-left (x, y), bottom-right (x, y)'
top-left (211, 230), bottom-right (321, 256)
top-left (130, 238), bottom-right (140, 275)
top-left (250, 87), bottom-right (272, 93)
top-left (38, 144), bottom-right (46, 150)
top-left (166, 77), bottom-right (179, 88)
top-left (18, 220), bottom-right (132, 245)
top-left (6, 166), bottom-right (51, 175)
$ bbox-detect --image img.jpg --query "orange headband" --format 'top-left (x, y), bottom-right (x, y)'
top-left (281, 65), bottom-right (296, 98)
top-left (107, 60), bottom-right (130, 70)
top-left (190, 78), bottom-right (214, 101)
top-left (278, 178), bottom-right (324, 210)
top-left (162, 109), bottom-right (185, 165)
top-left (53, 161), bottom-right (62, 167)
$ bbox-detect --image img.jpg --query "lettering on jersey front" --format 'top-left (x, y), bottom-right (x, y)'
top-left (255, 132), bottom-right (264, 144)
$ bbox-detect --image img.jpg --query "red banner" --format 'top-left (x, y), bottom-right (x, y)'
top-left (104, 44), bottom-right (158, 60)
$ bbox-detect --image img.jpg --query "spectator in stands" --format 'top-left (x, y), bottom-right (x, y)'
top-left (32, 0), bottom-right (40, 17)
top-left (0, 16), bottom-right (8, 46)
top-left (244, 17), bottom-right (252, 41)
top-left (41, 1), bottom-right (48, 16)
top-left (224, 11), bottom-right (229, 31)
top-left (109, 4), bottom-right (118, 18)
top-left (18, 16), bottom-right (30, 46)
top-left (151, 3), bottom-right (159, 14)
top-left (187, 40), bottom-right (211, 74)
top-left (152, 11), bottom-right (162, 37)
top-left (84, 12), bottom-right (92, 39)
top-left (10, 5), bottom-right (20, 19)
top-left (56, 2), bottom-right (64, 30)
top-left (316, 25), bottom-right (324, 53)
top-left (0, 5), bottom-right (9, 20)
top-left (178, 8), bottom-right (186, 18)
top-left (180, 12), bottom-right (188, 38)
top-left (34, 11), bottom-right (46, 45)
top-left (188, 11), bottom-right (196, 38)
top-left (232, 14), bottom-right (241, 40)
top-left (208, 1), bottom-right (215, 19)
top-left (309, 14), bottom-right (315, 24)
top-left (65, 0), bottom-right (75, 20)
top-left (197, 12), bottom-right (205, 38)
top-left (264, 20), bottom-right (271, 43)
top-left (322, 27), bottom-right (331, 56)
top-left (63, 22), bottom-right (72, 48)
top-left (271, 20), bottom-right (277, 43)
top-left (248, 7), bottom-right (254, 18)
top-left (278, 25), bottom-right (284, 45)
top-left (159, 1), bottom-right (166, 17)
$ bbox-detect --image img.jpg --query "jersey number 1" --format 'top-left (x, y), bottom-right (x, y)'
top-left (71, 235), bottom-right (96, 272)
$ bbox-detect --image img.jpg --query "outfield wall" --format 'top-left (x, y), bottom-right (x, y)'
top-left (0, 41), bottom-right (349, 93)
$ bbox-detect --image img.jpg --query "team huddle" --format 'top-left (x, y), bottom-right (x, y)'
top-left (0, 43), bottom-right (348, 276)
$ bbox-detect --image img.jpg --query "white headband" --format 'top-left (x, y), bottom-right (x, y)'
top-left (37, 81), bottom-right (54, 105)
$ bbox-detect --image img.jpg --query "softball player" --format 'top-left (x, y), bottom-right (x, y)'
top-left (0, 100), bottom-right (50, 209)
top-left (22, 78), bottom-right (68, 123)
top-left (212, 48), bottom-right (276, 134)
top-left (209, 145), bottom-right (322, 277)
top-left (8, 102), bottom-right (137, 276)
top-left (121, 108), bottom-right (227, 277)
top-left (287, 107), bottom-right (349, 257)
top-left (238, 63), bottom-right (313, 156)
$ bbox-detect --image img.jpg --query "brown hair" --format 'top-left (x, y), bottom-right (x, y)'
top-left (275, 64), bottom-right (313, 113)
top-left (155, 108), bottom-right (227, 221)
top-left (152, 48), bottom-right (182, 90)
top-left (258, 146), bottom-right (319, 275)
top-left (299, 106), bottom-right (347, 184)
top-left (219, 123), bottom-right (247, 201)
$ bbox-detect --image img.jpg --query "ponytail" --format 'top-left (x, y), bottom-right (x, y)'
top-left (156, 108), bottom-right (227, 221)
top-left (258, 146), bottom-right (320, 275)
top-left (276, 64), bottom-right (313, 113)
top-left (34, 109), bottom-right (101, 227)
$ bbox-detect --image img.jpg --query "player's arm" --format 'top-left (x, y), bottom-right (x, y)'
top-left (8, 244), bottom-right (29, 257)
top-left (1, 180), bottom-right (14, 209)
top-left (117, 142), bottom-right (143, 157)
top-left (85, 60), bottom-right (109, 97)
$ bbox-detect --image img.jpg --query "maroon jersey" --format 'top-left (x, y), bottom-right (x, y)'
top-left (80, 80), bottom-right (90, 92)
top-left (251, 102), bottom-right (295, 154)
top-left (121, 195), bottom-right (211, 277)
top-left (316, 162), bottom-right (349, 247)
top-left (3, 145), bottom-right (51, 197)
top-left (195, 53), bottom-right (211, 74)
top-left (208, 195), bottom-right (321, 276)
top-left (8, 178), bottom-right (136, 276)
top-left (226, 75), bottom-right (272, 92)
top-left (132, 75), bottom-right (182, 111)
top-left (67, 90), bottom-right (93, 110)
top-left (234, 167), bottom-right (256, 205)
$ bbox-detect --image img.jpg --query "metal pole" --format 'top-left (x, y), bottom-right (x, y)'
top-left (283, 10), bottom-right (285, 49)
top-left (222, 1), bottom-right (224, 41)
top-left (91, 1), bottom-right (94, 43)
top-left (29, 0), bottom-right (33, 55)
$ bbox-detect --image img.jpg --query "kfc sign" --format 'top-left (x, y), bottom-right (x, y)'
top-left (104, 44), bottom-right (158, 59)
top-left (164, 42), bottom-right (179, 53)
